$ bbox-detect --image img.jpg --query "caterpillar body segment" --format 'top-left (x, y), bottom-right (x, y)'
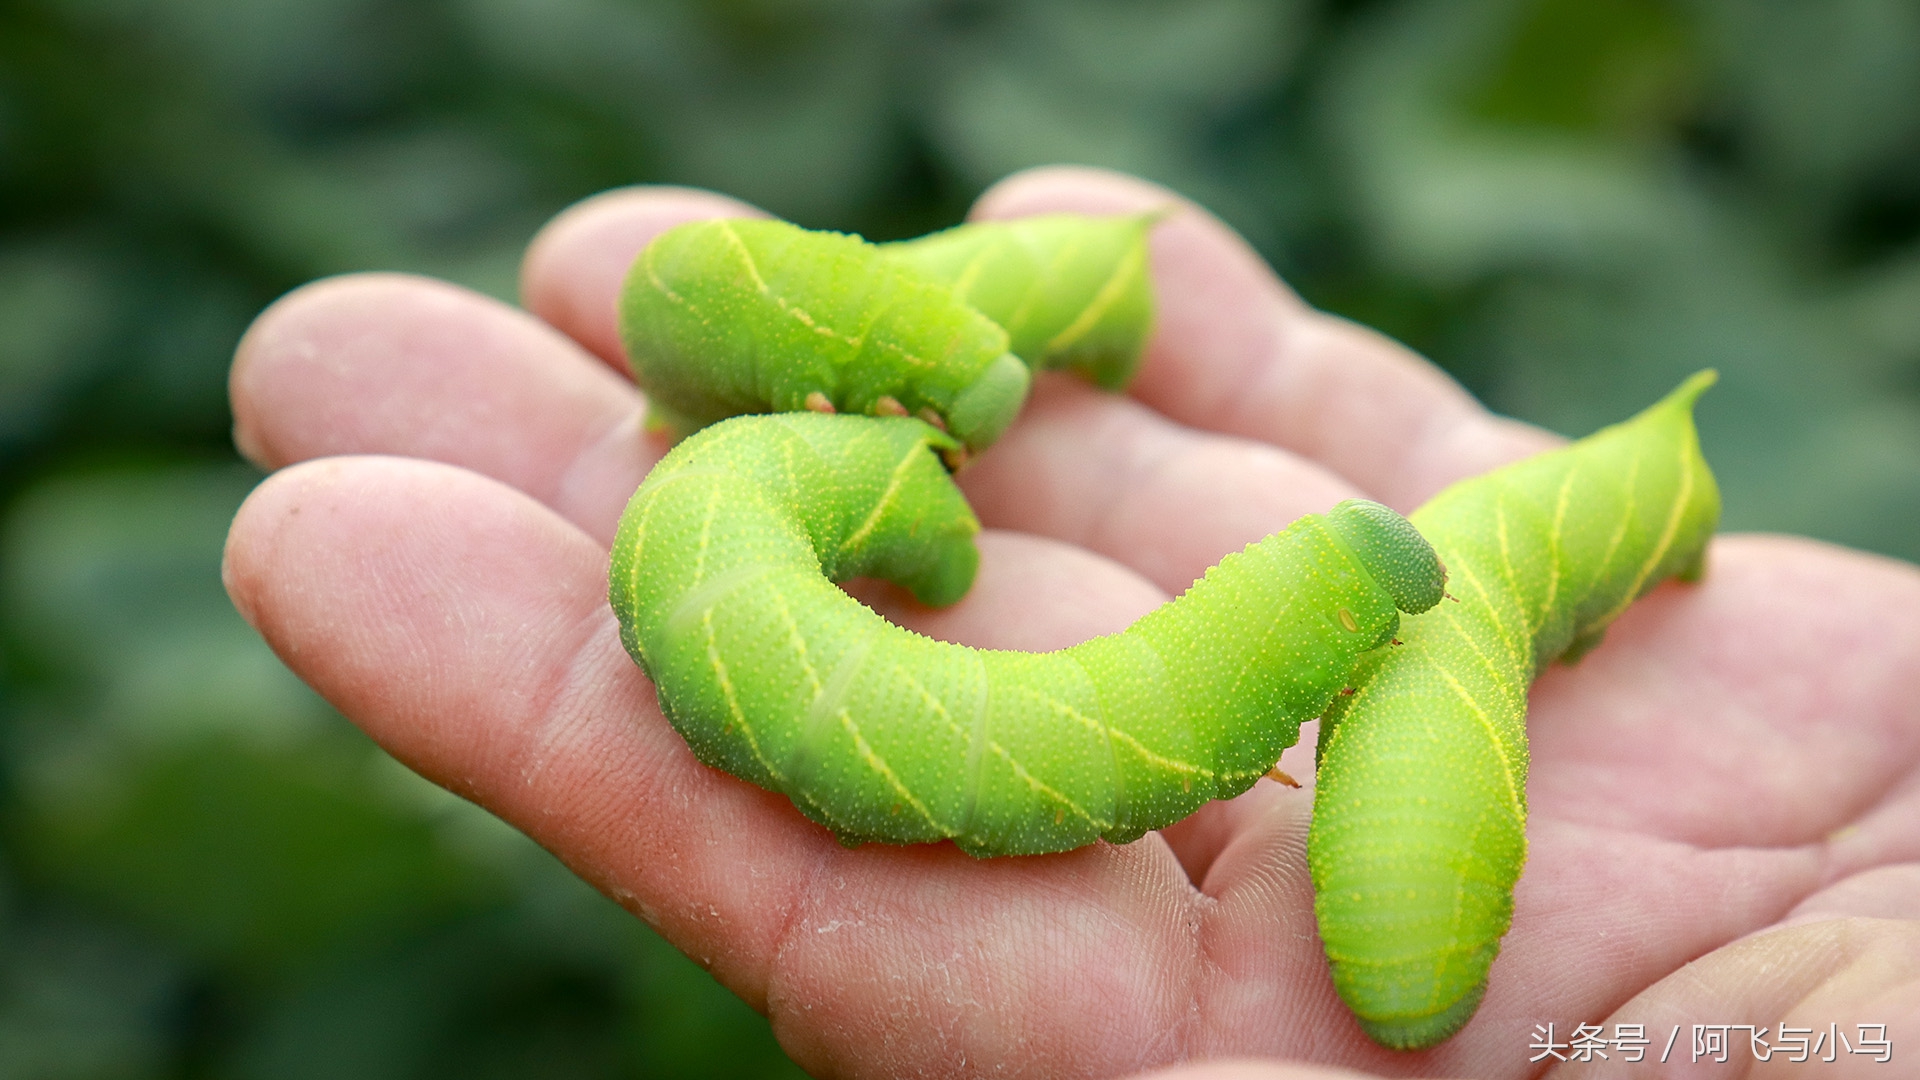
top-left (884, 212), bottom-right (1158, 390)
top-left (610, 412), bottom-right (1446, 858)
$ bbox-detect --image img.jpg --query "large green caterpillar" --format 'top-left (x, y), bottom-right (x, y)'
top-left (1309, 371), bottom-right (1720, 1049)
top-left (608, 213), bottom-right (1720, 1050)
top-left (610, 411), bottom-right (1444, 856)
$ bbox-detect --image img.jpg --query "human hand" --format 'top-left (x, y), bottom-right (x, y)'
top-left (222, 166), bottom-right (1920, 1078)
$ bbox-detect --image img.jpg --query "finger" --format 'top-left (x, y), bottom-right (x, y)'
top-left (520, 185), bottom-right (770, 372)
top-left (844, 529), bottom-right (1169, 651)
top-left (1477, 814), bottom-right (1817, 1063)
top-left (1527, 536), bottom-right (1920, 854)
top-left (232, 273), bottom-right (656, 546)
top-left (969, 166), bottom-right (1561, 509)
top-left (221, 456), bottom-right (1293, 1077)
top-left (221, 454), bottom-right (825, 1006)
top-left (962, 375), bottom-right (1361, 596)
top-left (1786, 866), bottom-right (1920, 925)
top-left (1549, 918), bottom-right (1920, 1078)
top-left (1126, 1060), bottom-right (1418, 1080)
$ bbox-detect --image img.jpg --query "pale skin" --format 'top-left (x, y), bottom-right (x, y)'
top-left (223, 167), bottom-right (1920, 1079)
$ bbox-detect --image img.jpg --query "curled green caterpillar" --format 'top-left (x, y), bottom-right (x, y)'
top-left (608, 411), bottom-right (1445, 857)
top-left (1309, 370), bottom-right (1721, 1049)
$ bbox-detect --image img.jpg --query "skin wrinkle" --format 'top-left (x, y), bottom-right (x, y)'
top-left (1143, 854), bottom-right (1215, 1066)
top-left (1191, 823), bottom-right (1320, 1060)
top-left (770, 848), bottom-right (1164, 1074)
top-left (552, 401), bottom-right (651, 541)
top-left (238, 276), bottom-right (649, 537)
top-left (1142, 283), bottom-right (1554, 514)
top-left (532, 650), bottom-right (720, 884)
top-left (1077, 400), bottom-right (1170, 557)
top-left (1812, 761), bottom-right (1920, 888)
top-left (1529, 818), bottom-right (1825, 985)
top-left (764, 834), bottom-right (846, 1026)
top-left (1502, 825), bottom-right (1824, 1053)
top-left (1227, 313), bottom-right (1461, 494)
top-left (518, 599), bottom-right (636, 793)
top-left (1389, 400), bottom-right (1520, 512)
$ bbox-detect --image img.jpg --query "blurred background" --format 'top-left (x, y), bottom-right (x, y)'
top-left (2, 0), bottom-right (1916, 1075)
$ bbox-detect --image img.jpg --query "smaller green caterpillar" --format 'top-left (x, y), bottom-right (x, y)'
top-left (609, 411), bottom-right (1445, 857)
top-left (617, 214), bottom-right (1157, 456)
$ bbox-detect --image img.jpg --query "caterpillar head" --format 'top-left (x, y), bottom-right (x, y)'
top-left (1324, 499), bottom-right (1447, 616)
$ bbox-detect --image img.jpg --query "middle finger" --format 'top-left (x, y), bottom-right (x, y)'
top-left (232, 271), bottom-right (658, 546)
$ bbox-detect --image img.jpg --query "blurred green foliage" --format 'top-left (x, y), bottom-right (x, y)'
top-left (1, 0), bottom-right (1915, 1075)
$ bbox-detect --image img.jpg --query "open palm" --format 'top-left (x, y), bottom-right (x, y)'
top-left (222, 168), bottom-right (1920, 1079)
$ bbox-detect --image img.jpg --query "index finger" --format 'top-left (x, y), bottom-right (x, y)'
top-left (969, 167), bottom-right (1560, 510)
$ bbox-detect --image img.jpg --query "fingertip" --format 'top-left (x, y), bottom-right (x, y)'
top-left (968, 165), bottom-right (1184, 221)
top-left (232, 272), bottom-right (462, 470)
top-left (219, 455), bottom-right (356, 640)
top-left (232, 273), bottom-right (351, 471)
top-left (220, 481), bottom-right (269, 631)
top-left (521, 185), bottom-right (771, 370)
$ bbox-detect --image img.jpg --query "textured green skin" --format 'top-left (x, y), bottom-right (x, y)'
top-left (1309, 372), bottom-right (1721, 1049)
top-left (609, 411), bottom-right (1443, 858)
top-left (884, 212), bottom-right (1158, 390)
top-left (618, 218), bottom-right (1032, 451)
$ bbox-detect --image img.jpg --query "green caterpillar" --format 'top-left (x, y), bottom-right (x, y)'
top-left (616, 214), bottom-right (1158, 458)
top-left (609, 411), bottom-right (1444, 857)
top-left (608, 212), bottom-right (1721, 1050)
top-left (617, 218), bottom-right (1026, 454)
top-left (1309, 371), bottom-right (1721, 1049)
